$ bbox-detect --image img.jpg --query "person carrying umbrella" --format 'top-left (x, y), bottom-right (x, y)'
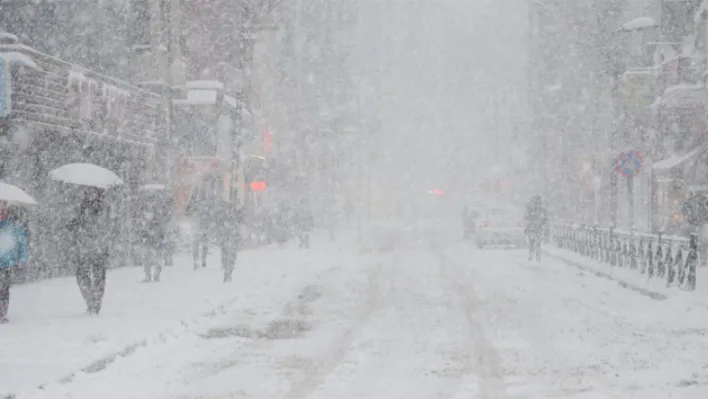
top-left (68, 188), bottom-right (111, 315)
top-left (0, 201), bottom-right (29, 324)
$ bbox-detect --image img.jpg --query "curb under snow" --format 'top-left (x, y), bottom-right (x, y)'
top-left (543, 248), bottom-right (669, 301)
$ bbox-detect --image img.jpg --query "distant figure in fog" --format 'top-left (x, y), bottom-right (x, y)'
top-left (295, 202), bottom-right (313, 248)
top-left (343, 199), bottom-right (353, 224)
top-left (462, 206), bottom-right (471, 239)
top-left (187, 191), bottom-right (213, 269)
top-left (217, 201), bottom-right (241, 283)
top-left (324, 200), bottom-right (338, 241)
top-left (136, 190), bottom-right (174, 282)
top-left (524, 195), bottom-right (547, 262)
top-left (0, 201), bottom-right (29, 324)
top-left (69, 188), bottom-right (110, 315)
top-left (273, 203), bottom-right (289, 246)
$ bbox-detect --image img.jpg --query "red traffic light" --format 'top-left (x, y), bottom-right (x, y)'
top-left (250, 181), bottom-right (267, 192)
top-left (431, 189), bottom-right (445, 196)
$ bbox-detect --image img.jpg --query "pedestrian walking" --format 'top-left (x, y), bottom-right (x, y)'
top-left (217, 201), bottom-right (241, 283)
top-left (295, 202), bottom-right (313, 249)
top-left (136, 190), bottom-right (174, 282)
top-left (187, 190), bottom-right (213, 270)
top-left (0, 201), bottom-right (29, 324)
top-left (68, 188), bottom-right (110, 315)
top-left (524, 195), bottom-right (548, 262)
top-left (324, 200), bottom-right (338, 242)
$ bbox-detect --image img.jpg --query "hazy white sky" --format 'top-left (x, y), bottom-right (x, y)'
top-left (354, 0), bottom-right (528, 202)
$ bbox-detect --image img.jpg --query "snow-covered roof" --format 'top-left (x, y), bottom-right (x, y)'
top-left (0, 52), bottom-right (40, 71)
top-left (621, 17), bottom-right (658, 31)
top-left (186, 80), bottom-right (224, 90)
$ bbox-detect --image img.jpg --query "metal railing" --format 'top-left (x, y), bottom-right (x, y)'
top-left (549, 223), bottom-right (698, 290)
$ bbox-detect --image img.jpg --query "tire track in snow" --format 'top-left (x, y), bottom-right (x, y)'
top-left (432, 240), bottom-right (509, 399)
top-left (283, 259), bottom-right (384, 399)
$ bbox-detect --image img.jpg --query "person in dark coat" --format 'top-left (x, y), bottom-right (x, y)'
top-left (187, 191), bottom-right (213, 270)
top-left (462, 206), bottom-right (471, 239)
top-left (524, 195), bottom-right (548, 262)
top-left (294, 202), bottom-right (313, 249)
top-left (216, 201), bottom-right (241, 283)
top-left (68, 188), bottom-right (110, 315)
top-left (0, 201), bottom-right (29, 324)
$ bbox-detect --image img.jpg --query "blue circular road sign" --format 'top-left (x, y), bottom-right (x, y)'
top-left (615, 151), bottom-right (643, 178)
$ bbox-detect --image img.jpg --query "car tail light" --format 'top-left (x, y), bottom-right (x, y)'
top-left (479, 221), bottom-right (489, 228)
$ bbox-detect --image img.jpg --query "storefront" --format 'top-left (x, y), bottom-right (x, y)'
top-left (650, 82), bottom-right (708, 233)
top-left (172, 80), bottom-right (249, 210)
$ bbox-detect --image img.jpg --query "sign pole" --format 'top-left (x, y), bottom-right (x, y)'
top-left (627, 175), bottom-right (634, 228)
top-left (615, 150), bottom-right (643, 229)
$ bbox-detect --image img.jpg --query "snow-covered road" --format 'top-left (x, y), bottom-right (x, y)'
top-left (17, 223), bottom-right (708, 399)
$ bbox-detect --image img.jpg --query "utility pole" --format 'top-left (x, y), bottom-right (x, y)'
top-left (494, 94), bottom-right (500, 166)
top-left (355, 0), bottom-right (363, 240)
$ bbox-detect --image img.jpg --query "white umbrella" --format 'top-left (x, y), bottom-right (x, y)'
top-left (49, 163), bottom-right (124, 189)
top-left (0, 182), bottom-right (37, 205)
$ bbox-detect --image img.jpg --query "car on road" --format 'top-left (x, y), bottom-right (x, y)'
top-left (475, 206), bottom-right (526, 249)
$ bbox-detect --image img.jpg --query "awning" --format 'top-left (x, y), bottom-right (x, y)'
top-left (653, 144), bottom-right (708, 171)
top-left (660, 84), bottom-right (708, 109)
top-left (621, 16), bottom-right (658, 31)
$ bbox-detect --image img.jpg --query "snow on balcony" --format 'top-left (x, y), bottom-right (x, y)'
top-left (0, 52), bottom-right (40, 71)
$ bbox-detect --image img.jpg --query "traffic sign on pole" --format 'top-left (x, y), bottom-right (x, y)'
top-left (615, 150), bottom-right (643, 178)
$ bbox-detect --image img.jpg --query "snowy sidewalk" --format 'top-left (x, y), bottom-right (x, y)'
top-left (544, 245), bottom-right (708, 306)
top-left (0, 234), bottom-right (347, 398)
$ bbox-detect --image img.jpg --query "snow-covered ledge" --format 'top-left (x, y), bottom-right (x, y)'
top-left (621, 16), bottom-right (658, 31)
top-left (0, 52), bottom-right (41, 72)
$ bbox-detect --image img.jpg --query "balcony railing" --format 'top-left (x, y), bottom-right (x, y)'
top-left (0, 43), bottom-right (163, 146)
